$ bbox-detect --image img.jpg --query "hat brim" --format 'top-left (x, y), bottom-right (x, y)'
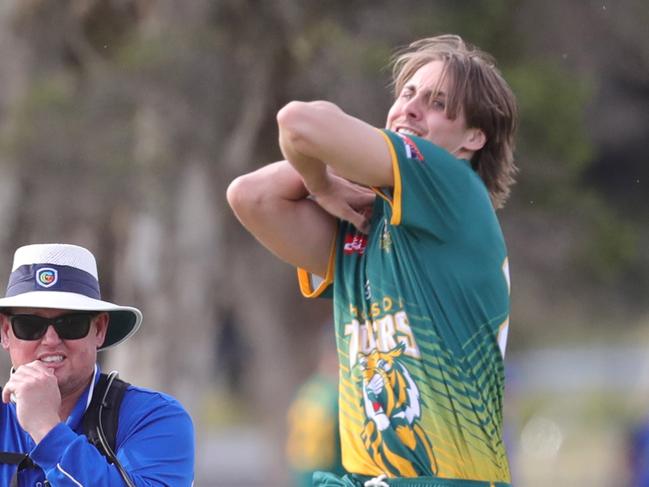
top-left (0, 291), bottom-right (142, 350)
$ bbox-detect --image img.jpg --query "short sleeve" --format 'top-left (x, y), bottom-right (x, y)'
top-left (377, 129), bottom-right (491, 240)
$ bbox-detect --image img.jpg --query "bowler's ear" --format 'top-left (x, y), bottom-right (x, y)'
top-left (464, 128), bottom-right (486, 152)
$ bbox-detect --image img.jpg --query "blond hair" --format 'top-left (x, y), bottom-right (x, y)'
top-left (391, 35), bottom-right (518, 209)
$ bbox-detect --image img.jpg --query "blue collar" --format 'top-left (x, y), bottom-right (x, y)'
top-left (65, 364), bottom-right (100, 431)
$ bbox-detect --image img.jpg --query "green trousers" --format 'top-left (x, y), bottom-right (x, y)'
top-left (312, 471), bottom-right (512, 487)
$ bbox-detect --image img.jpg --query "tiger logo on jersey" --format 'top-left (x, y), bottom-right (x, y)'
top-left (355, 344), bottom-right (437, 476)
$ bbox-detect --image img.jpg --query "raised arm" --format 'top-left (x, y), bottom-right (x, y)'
top-left (227, 161), bottom-right (340, 277)
top-left (228, 101), bottom-right (382, 277)
top-left (277, 101), bottom-right (394, 189)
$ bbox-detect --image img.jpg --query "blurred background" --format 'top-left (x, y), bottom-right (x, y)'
top-left (0, 0), bottom-right (647, 485)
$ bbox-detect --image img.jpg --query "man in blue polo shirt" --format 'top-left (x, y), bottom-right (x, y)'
top-left (0, 243), bottom-right (195, 486)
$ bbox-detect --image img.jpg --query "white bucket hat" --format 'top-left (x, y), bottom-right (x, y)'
top-left (0, 243), bottom-right (142, 350)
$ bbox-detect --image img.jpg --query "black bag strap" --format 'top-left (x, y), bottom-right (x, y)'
top-left (83, 371), bottom-right (130, 461)
top-left (0, 452), bottom-right (31, 466)
top-left (6, 455), bottom-right (37, 487)
top-left (83, 371), bottom-right (137, 487)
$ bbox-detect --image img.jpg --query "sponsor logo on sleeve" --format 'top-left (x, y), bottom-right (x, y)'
top-left (397, 134), bottom-right (424, 161)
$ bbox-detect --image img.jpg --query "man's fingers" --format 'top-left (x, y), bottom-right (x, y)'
top-left (352, 190), bottom-right (376, 207)
top-left (344, 209), bottom-right (369, 234)
top-left (14, 361), bottom-right (54, 377)
top-left (357, 219), bottom-right (370, 234)
top-left (5, 363), bottom-right (57, 399)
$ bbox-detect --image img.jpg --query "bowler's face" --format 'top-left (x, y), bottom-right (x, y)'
top-left (386, 60), bottom-right (476, 159)
top-left (0, 308), bottom-right (108, 400)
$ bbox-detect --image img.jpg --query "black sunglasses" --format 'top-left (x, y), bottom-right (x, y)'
top-left (7, 312), bottom-right (98, 341)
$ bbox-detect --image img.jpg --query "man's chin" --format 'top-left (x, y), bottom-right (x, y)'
top-left (51, 368), bottom-right (66, 384)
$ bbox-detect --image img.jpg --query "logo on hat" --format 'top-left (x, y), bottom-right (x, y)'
top-left (36, 267), bottom-right (58, 288)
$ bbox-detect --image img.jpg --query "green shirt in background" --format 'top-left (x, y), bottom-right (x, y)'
top-left (287, 372), bottom-right (345, 487)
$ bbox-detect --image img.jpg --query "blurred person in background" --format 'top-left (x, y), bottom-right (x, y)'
top-left (286, 323), bottom-right (344, 486)
top-left (228, 34), bottom-right (517, 486)
top-left (628, 417), bottom-right (649, 486)
top-left (0, 243), bottom-right (195, 486)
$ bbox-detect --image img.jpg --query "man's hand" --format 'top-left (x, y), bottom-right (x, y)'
top-left (308, 171), bottom-right (376, 233)
top-left (2, 361), bottom-right (62, 443)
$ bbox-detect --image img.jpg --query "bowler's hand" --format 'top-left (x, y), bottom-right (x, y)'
top-left (2, 361), bottom-right (62, 443)
top-left (308, 172), bottom-right (375, 233)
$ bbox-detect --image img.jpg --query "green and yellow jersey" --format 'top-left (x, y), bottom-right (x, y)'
top-left (298, 130), bottom-right (511, 483)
